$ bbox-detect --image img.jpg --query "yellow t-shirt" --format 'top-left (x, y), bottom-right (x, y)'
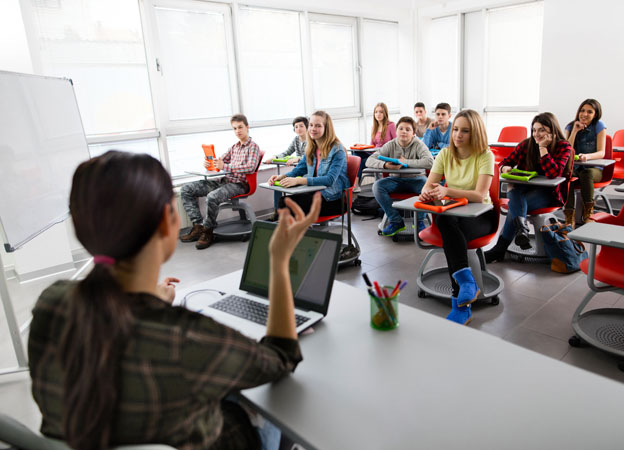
top-left (431, 147), bottom-right (495, 204)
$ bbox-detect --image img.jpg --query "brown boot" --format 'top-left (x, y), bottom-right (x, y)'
top-left (195, 228), bottom-right (214, 249)
top-left (582, 202), bottom-right (595, 224)
top-left (180, 224), bottom-right (205, 242)
top-left (563, 209), bottom-right (575, 229)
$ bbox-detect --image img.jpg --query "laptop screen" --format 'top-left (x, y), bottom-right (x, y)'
top-left (239, 221), bottom-right (342, 314)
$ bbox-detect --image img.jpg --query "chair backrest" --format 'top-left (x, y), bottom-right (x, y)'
top-left (498, 126), bottom-right (528, 143)
top-left (490, 164), bottom-right (500, 217)
top-left (235, 150), bottom-right (265, 199)
top-left (612, 129), bottom-right (624, 147)
top-left (599, 135), bottom-right (614, 183)
top-left (346, 155), bottom-right (361, 187)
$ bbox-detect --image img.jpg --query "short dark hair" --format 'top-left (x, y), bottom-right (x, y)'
top-left (413, 102), bottom-right (426, 110)
top-left (230, 114), bottom-right (248, 126)
top-left (396, 116), bottom-right (417, 132)
top-left (292, 116), bottom-right (309, 128)
top-left (435, 103), bottom-right (451, 113)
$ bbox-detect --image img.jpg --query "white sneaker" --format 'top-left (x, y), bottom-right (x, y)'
top-left (353, 186), bottom-right (361, 193)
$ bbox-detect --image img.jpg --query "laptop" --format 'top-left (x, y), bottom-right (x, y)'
top-left (182, 221), bottom-right (342, 340)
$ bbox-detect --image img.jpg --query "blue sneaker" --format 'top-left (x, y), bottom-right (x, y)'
top-left (417, 220), bottom-right (426, 233)
top-left (452, 267), bottom-right (480, 307)
top-left (382, 221), bottom-right (406, 236)
top-left (446, 296), bottom-right (473, 325)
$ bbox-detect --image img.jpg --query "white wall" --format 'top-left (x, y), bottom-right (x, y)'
top-left (539, 0), bottom-right (624, 131)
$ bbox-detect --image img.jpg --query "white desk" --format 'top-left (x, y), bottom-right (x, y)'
top-left (259, 182), bottom-right (326, 195)
top-left (573, 158), bottom-right (615, 168)
top-left (392, 196), bottom-right (493, 218)
top-left (183, 271), bottom-right (624, 450)
top-left (501, 175), bottom-right (565, 187)
top-left (489, 141), bottom-right (518, 148)
top-left (362, 167), bottom-right (426, 175)
top-left (184, 170), bottom-right (226, 180)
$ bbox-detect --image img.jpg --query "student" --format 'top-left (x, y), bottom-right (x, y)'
top-left (419, 109), bottom-right (495, 325)
top-left (180, 114), bottom-right (261, 249)
top-left (269, 110), bottom-right (350, 216)
top-left (366, 116), bottom-right (433, 236)
top-left (485, 113), bottom-right (573, 262)
top-left (413, 102), bottom-right (433, 138)
top-left (28, 150), bottom-right (321, 450)
top-left (268, 116), bottom-right (308, 165)
top-left (563, 99), bottom-right (607, 226)
top-left (353, 102), bottom-right (397, 191)
top-left (422, 102), bottom-right (452, 154)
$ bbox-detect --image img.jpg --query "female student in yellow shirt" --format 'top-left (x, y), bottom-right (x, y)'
top-left (419, 109), bottom-right (496, 325)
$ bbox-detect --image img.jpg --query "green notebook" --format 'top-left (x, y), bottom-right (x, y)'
top-left (500, 169), bottom-right (538, 182)
top-left (272, 156), bottom-right (297, 163)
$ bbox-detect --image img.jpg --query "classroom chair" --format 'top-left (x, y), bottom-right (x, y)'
top-left (611, 129), bottom-right (624, 180)
top-left (0, 413), bottom-right (176, 450)
top-left (314, 155), bottom-right (361, 267)
top-left (568, 208), bottom-right (624, 371)
top-left (415, 170), bottom-right (504, 304)
top-left (577, 135), bottom-right (615, 216)
top-left (491, 126), bottom-right (527, 164)
top-left (213, 151), bottom-right (265, 241)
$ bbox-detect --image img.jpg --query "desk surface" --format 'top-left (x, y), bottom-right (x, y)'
top-left (501, 175), bottom-right (565, 187)
top-left (259, 182), bottom-right (326, 194)
top-left (568, 222), bottom-right (624, 249)
top-left (392, 196), bottom-right (493, 217)
top-left (362, 167), bottom-right (426, 175)
top-left (489, 141), bottom-right (519, 148)
top-left (613, 145), bottom-right (624, 152)
top-left (194, 271), bottom-right (624, 450)
top-left (184, 170), bottom-right (226, 178)
top-left (574, 158), bottom-right (615, 167)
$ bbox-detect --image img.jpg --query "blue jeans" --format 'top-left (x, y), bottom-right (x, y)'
top-left (501, 185), bottom-right (555, 241)
top-left (372, 176), bottom-right (426, 223)
top-left (352, 150), bottom-right (371, 181)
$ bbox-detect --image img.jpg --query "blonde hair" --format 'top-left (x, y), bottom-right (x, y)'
top-left (306, 111), bottom-right (343, 164)
top-left (448, 109), bottom-right (489, 167)
top-left (370, 102), bottom-right (390, 144)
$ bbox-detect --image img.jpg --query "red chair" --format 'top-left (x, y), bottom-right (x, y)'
top-left (568, 208), bottom-right (624, 369)
top-left (491, 126), bottom-right (528, 164)
top-left (415, 170), bottom-right (503, 304)
top-left (611, 130), bottom-right (624, 180)
top-left (315, 155), bottom-right (361, 267)
top-left (214, 151), bottom-right (265, 241)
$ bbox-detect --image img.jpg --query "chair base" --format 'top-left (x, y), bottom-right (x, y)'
top-left (213, 199), bottom-right (256, 240)
top-left (505, 212), bottom-right (558, 261)
top-left (416, 248), bottom-right (503, 304)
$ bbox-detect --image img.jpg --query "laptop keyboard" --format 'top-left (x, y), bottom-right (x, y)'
top-left (210, 295), bottom-right (310, 327)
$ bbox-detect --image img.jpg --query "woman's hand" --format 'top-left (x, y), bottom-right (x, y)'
top-left (501, 165), bottom-right (513, 174)
top-left (579, 153), bottom-right (589, 162)
top-left (269, 193), bottom-right (321, 262)
top-left (279, 177), bottom-right (301, 188)
top-left (537, 133), bottom-right (552, 149)
top-left (572, 121), bottom-right (585, 133)
top-left (156, 277), bottom-right (180, 304)
top-left (427, 183), bottom-right (448, 200)
top-left (286, 157), bottom-right (300, 166)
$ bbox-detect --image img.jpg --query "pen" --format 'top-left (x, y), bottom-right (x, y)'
top-left (362, 273), bottom-right (373, 288)
top-left (390, 280), bottom-right (402, 297)
top-left (373, 281), bottom-right (384, 298)
top-left (398, 280), bottom-right (408, 292)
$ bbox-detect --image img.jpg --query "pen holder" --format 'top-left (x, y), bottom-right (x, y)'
top-left (370, 287), bottom-right (399, 331)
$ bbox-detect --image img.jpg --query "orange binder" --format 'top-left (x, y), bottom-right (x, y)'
top-left (202, 144), bottom-right (220, 171)
top-left (413, 197), bottom-right (468, 213)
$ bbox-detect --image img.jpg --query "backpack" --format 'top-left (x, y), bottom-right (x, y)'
top-left (539, 221), bottom-right (588, 273)
top-left (352, 195), bottom-right (383, 218)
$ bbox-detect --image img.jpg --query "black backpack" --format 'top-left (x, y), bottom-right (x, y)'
top-left (352, 195), bottom-right (383, 218)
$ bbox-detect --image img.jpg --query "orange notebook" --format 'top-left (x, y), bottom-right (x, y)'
top-left (202, 144), bottom-right (220, 171)
top-left (350, 144), bottom-right (375, 150)
top-left (413, 197), bottom-right (468, 213)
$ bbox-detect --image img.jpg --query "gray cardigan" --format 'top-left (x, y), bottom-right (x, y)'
top-left (365, 137), bottom-right (433, 178)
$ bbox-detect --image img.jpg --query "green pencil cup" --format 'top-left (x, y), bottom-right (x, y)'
top-left (369, 287), bottom-right (399, 331)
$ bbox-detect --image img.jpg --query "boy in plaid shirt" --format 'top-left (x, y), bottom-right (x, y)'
top-left (180, 114), bottom-right (261, 249)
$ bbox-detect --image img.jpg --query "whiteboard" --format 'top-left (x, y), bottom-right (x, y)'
top-left (0, 71), bottom-right (91, 252)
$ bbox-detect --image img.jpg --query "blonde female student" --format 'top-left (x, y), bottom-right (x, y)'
top-left (269, 110), bottom-right (350, 216)
top-left (419, 109), bottom-right (496, 325)
top-left (28, 150), bottom-right (322, 450)
top-left (353, 102), bottom-right (397, 190)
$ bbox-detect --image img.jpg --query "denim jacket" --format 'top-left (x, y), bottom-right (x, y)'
top-left (286, 143), bottom-right (350, 201)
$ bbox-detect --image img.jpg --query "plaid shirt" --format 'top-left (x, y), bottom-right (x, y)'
top-left (500, 139), bottom-right (573, 205)
top-left (28, 280), bottom-right (302, 450)
top-left (222, 138), bottom-right (261, 186)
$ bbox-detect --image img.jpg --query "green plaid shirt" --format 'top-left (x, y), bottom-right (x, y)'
top-left (28, 280), bottom-right (302, 449)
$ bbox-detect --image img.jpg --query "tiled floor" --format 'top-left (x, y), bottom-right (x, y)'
top-left (1, 210), bottom-right (623, 434)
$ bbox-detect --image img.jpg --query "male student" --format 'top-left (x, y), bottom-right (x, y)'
top-left (180, 114), bottom-right (261, 249)
top-left (423, 102), bottom-right (452, 152)
top-left (366, 116), bottom-right (434, 236)
top-left (413, 102), bottom-right (433, 138)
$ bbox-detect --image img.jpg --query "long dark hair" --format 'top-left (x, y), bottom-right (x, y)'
top-left (571, 98), bottom-right (602, 127)
top-left (60, 151), bottom-right (173, 449)
top-left (524, 113), bottom-right (572, 175)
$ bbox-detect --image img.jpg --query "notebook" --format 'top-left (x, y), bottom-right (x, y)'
top-left (182, 221), bottom-right (342, 340)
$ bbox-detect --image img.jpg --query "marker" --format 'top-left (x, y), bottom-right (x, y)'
top-left (390, 280), bottom-right (402, 297)
top-left (373, 281), bottom-right (383, 298)
top-left (362, 273), bottom-right (373, 288)
top-left (398, 280), bottom-right (408, 292)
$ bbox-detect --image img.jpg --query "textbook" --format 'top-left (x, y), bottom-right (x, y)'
top-left (500, 169), bottom-right (538, 182)
top-left (378, 155), bottom-right (408, 168)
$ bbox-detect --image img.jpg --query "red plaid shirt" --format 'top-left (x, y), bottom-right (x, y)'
top-left (222, 137), bottom-right (261, 186)
top-left (500, 139), bottom-right (573, 205)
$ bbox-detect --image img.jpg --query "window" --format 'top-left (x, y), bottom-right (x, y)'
top-left (29, 0), bottom-right (155, 135)
top-left (333, 118), bottom-right (359, 148)
top-left (422, 15), bottom-right (459, 111)
top-left (88, 138), bottom-right (160, 160)
top-left (309, 14), bottom-right (359, 113)
top-left (151, 0), bottom-right (236, 125)
top-left (167, 129), bottom-right (235, 178)
top-left (237, 7), bottom-right (305, 123)
top-left (361, 20), bottom-right (400, 113)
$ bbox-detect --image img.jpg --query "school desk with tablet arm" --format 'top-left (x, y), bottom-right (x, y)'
top-left (184, 271), bottom-right (624, 450)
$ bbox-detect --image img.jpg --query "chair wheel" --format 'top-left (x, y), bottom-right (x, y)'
top-left (241, 235), bottom-right (250, 242)
top-left (490, 296), bottom-right (500, 306)
top-left (568, 335), bottom-right (582, 347)
top-left (392, 236), bottom-right (399, 242)
top-left (377, 230), bottom-right (382, 235)
top-left (418, 289), bottom-right (426, 298)
top-left (354, 259), bottom-right (362, 266)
